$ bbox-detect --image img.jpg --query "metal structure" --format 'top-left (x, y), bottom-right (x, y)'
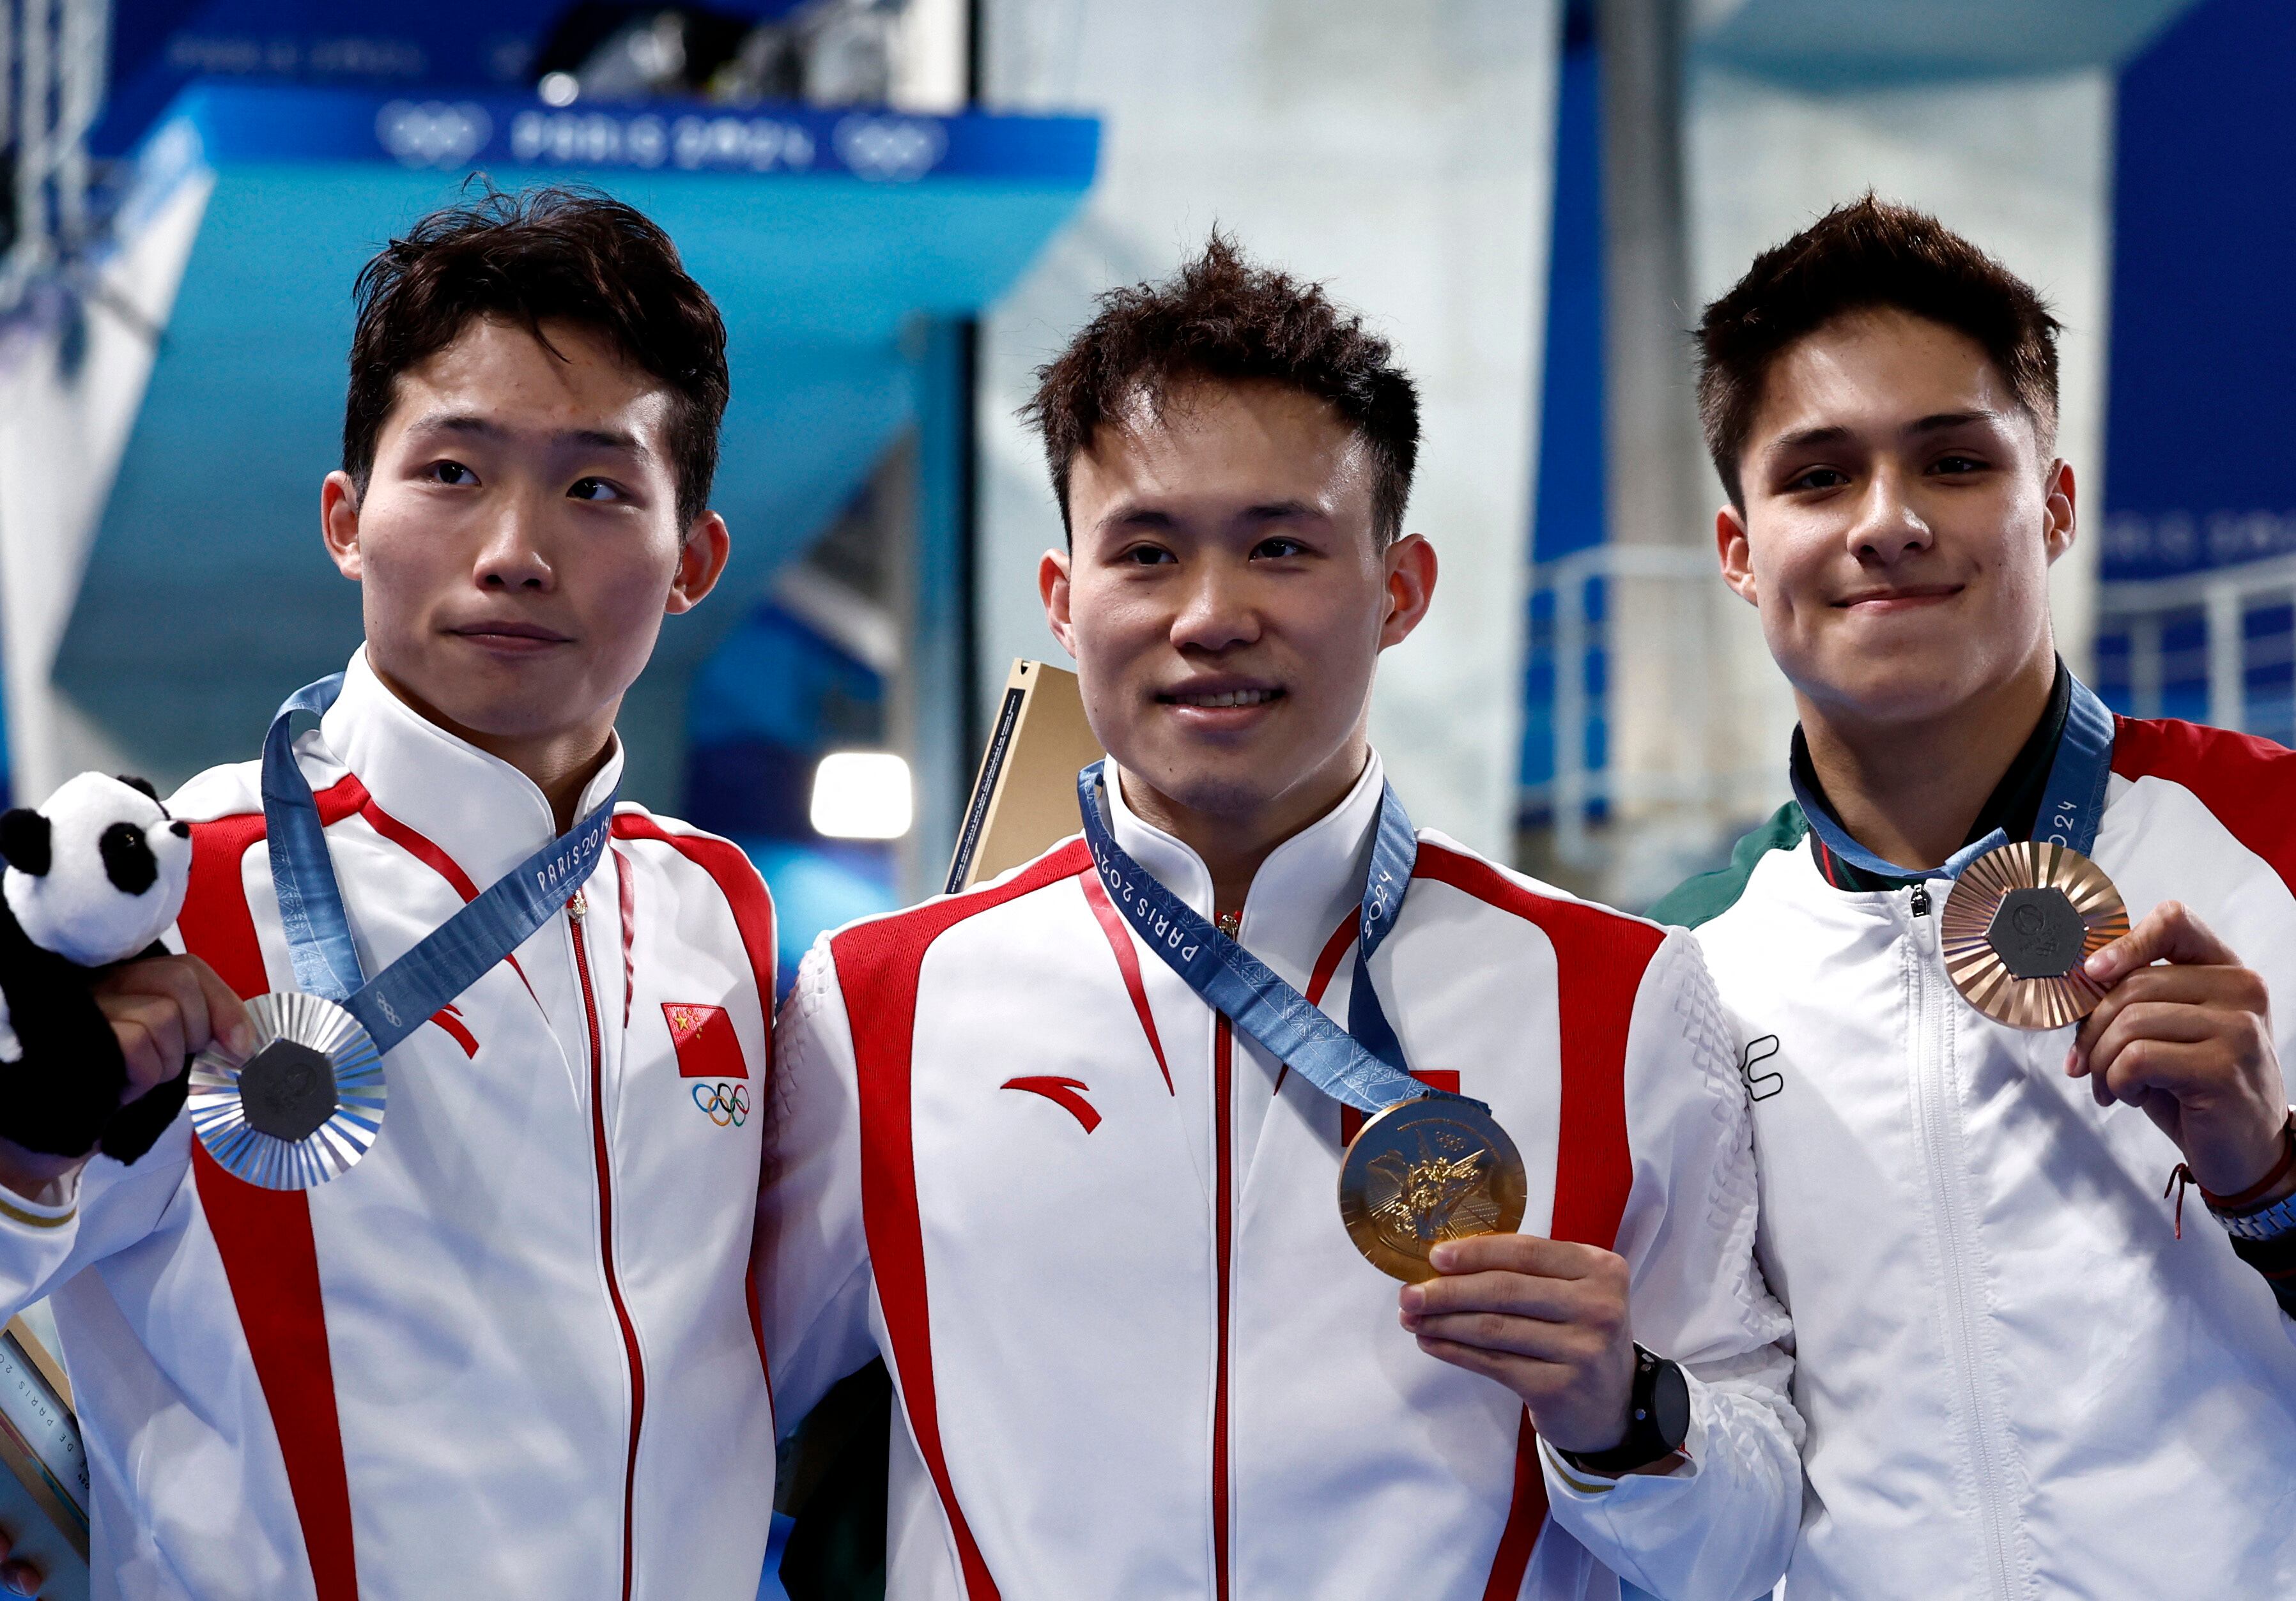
top-left (2097, 555), bottom-right (2296, 745)
top-left (1524, 542), bottom-right (1785, 904)
top-left (1, 0), bottom-right (108, 312)
top-left (1528, 544), bottom-right (2296, 909)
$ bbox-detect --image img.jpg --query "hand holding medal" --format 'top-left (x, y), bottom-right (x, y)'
top-left (1930, 826), bottom-right (2285, 1204)
top-left (2064, 900), bottom-right (2293, 1202)
top-left (1077, 763), bottom-right (1679, 1459)
top-left (1079, 763), bottom-right (1676, 1462)
top-left (1804, 678), bottom-right (2296, 1225)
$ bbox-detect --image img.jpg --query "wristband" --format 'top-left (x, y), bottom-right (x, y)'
top-left (2202, 1112), bottom-right (2296, 1210)
top-left (2209, 1113), bottom-right (2296, 1241)
top-left (2164, 1112), bottom-right (2296, 1241)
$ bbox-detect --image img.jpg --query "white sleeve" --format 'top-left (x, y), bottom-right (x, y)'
top-left (1540, 930), bottom-right (1803, 1601)
top-left (0, 1121), bottom-right (192, 1319)
top-left (0, 910), bottom-right (215, 1315)
top-left (753, 936), bottom-right (881, 1436)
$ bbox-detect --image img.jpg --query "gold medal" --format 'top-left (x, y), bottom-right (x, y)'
top-left (1940, 840), bottom-right (2129, 1029)
top-left (1338, 1096), bottom-right (1527, 1282)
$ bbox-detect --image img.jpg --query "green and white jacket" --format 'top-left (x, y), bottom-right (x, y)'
top-left (1656, 694), bottom-right (2296, 1601)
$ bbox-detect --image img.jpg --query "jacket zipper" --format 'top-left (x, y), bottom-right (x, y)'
top-left (1211, 1011), bottom-right (1235, 1601)
top-left (1211, 907), bottom-right (1238, 1601)
top-left (1906, 884), bottom-right (2019, 1598)
top-left (572, 889), bottom-right (646, 1601)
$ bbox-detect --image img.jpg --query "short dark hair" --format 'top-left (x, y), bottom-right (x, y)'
top-left (344, 185), bottom-right (729, 528)
top-left (1695, 195), bottom-right (2061, 506)
top-left (1021, 233), bottom-right (1421, 544)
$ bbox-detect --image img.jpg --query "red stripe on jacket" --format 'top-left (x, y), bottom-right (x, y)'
top-left (2111, 715), bottom-right (2296, 893)
top-left (180, 780), bottom-right (366, 1601)
top-left (610, 815), bottom-right (778, 1388)
top-left (1268, 911), bottom-right (1362, 1101)
top-left (325, 773), bottom-right (535, 1016)
top-left (1410, 845), bottom-right (1666, 1598)
top-left (345, 776), bottom-right (535, 1000)
top-left (610, 815), bottom-right (777, 1007)
top-left (831, 840), bottom-right (1093, 1601)
top-left (1077, 871), bottom-right (1175, 1094)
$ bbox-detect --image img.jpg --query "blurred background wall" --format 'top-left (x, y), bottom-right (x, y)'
top-left (975, 0), bottom-right (1560, 858)
top-left (1, 0), bottom-right (2291, 979)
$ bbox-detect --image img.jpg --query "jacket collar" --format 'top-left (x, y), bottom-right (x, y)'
top-left (1795, 658), bottom-right (2076, 892)
top-left (1106, 751), bottom-right (1383, 981)
top-left (316, 648), bottom-right (624, 891)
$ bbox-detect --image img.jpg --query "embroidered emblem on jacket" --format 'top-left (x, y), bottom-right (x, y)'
top-left (1740, 1034), bottom-right (1784, 1102)
top-left (693, 1082), bottom-right (750, 1127)
top-left (663, 1001), bottom-right (746, 1080)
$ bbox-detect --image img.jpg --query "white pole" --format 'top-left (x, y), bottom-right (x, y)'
top-left (1555, 560), bottom-right (1589, 868)
top-left (54, 0), bottom-right (96, 242)
top-left (2128, 610), bottom-right (2163, 720)
top-left (2207, 583), bottom-right (2245, 732)
top-left (0, 0), bottom-right (15, 174)
top-left (14, 0), bottom-right (47, 284)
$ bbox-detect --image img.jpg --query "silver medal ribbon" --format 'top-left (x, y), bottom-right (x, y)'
top-left (192, 674), bottom-right (615, 1190)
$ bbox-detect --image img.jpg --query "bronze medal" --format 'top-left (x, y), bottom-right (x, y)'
top-left (1338, 1096), bottom-right (1527, 1282)
top-left (1940, 839), bottom-right (2129, 1029)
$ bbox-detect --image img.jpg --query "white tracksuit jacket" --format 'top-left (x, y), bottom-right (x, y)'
top-left (759, 754), bottom-right (1803, 1601)
top-left (1670, 712), bottom-right (2296, 1599)
top-left (0, 652), bottom-right (778, 1601)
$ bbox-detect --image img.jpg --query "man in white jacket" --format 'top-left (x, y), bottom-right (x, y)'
top-left (0, 189), bottom-right (778, 1600)
top-left (760, 236), bottom-right (1800, 1600)
top-left (1656, 197), bottom-right (2296, 1598)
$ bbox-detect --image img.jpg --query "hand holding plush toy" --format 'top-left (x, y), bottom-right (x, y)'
top-left (0, 774), bottom-right (245, 1174)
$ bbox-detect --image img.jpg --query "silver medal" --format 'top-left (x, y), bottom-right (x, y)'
top-left (189, 992), bottom-right (387, 1190)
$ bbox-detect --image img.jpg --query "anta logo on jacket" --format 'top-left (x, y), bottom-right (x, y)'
top-left (759, 753), bottom-right (1808, 1601)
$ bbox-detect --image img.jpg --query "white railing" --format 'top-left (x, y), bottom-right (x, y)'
top-left (2, 0), bottom-right (109, 314)
top-left (1527, 540), bottom-right (2296, 903)
top-left (2096, 553), bottom-right (2296, 745)
top-left (1525, 542), bottom-right (1783, 887)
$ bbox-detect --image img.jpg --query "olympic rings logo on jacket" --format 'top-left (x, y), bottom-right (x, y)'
top-left (693, 1082), bottom-right (750, 1128)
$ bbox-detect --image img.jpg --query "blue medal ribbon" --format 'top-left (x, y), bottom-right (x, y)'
top-left (1790, 674), bottom-right (2116, 883)
top-left (1076, 761), bottom-right (1474, 1117)
top-left (262, 674), bottom-right (617, 1055)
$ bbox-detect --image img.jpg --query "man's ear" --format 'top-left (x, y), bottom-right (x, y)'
top-left (1039, 547), bottom-right (1077, 658)
top-left (1378, 533), bottom-right (1438, 650)
top-left (2042, 459), bottom-right (2077, 565)
top-left (667, 511), bottom-right (732, 615)
top-left (1716, 504), bottom-right (1759, 607)
top-left (321, 471), bottom-right (363, 580)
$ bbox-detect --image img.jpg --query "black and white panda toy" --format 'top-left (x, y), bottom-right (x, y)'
top-left (0, 772), bottom-right (195, 1163)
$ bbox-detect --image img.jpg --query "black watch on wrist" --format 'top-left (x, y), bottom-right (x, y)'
top-left (1557, 1345), bottom-right (1691, 1478)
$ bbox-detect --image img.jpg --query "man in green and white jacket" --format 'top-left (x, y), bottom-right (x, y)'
top-left (1654, 197), bottom-right (2296, 1600)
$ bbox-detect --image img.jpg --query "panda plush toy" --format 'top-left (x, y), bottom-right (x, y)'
top-left (0, 772), bottom-right (196, 1164)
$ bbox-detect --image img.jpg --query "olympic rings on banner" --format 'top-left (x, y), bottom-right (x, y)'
top-left (693, 1082), bottom-right (750, 1128)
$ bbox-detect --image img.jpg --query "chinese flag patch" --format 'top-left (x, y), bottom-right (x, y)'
top-left (662, 1002), bottom-right (747, 1080)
